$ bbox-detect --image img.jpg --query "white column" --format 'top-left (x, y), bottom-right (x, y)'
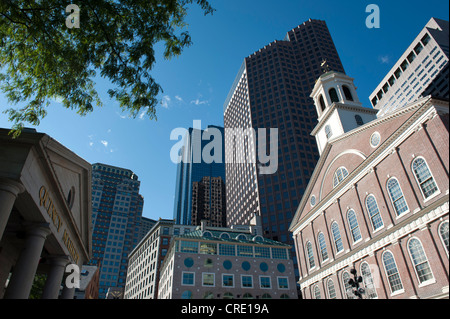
top-left (0, 178), bottom-right (25, 240)
top-left (41, 256), bottom-right (69, 299)
top-left (4, 223), bottom-right (51, 299)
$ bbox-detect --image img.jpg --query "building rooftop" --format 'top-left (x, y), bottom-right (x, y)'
top-left (175, 228), bottom-right (291, 247)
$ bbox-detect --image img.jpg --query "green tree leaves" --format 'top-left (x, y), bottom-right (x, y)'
top-left (0, 0), bottom-right (214, 137)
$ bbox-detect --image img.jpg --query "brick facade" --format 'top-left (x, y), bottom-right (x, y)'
top-left (290, 97), bottom-right (449, 299)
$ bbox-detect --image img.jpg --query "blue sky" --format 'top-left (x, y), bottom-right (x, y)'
top-left (0, 0), bottom-right (448, 221)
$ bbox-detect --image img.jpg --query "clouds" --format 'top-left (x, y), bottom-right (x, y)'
top-left (190, 94), bottom-right (210, 106)
top-left (378, 55), bottom-right (390, 64)
top-left (88, 131), bottom-right (116, 153)
top-left (161, 95), bottom-right (171, 109)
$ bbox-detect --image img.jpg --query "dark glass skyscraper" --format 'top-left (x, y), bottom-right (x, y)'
top-left (173, 125), bottom-right (226, 226)
top-left (224, 19), bottom-right (345, 276)
top-left (90, 163), bottom-right (144, 299)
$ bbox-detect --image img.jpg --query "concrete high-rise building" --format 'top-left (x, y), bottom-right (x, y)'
top-left (137, 216), bottom-right (157, 242)
top-left (90, 163), bottom-right (144, 299)
top-left (124, 219), bottom-right (197, 299)
top-left (173, 125), bottom-right (226, 226)
top-left (223, 19), bottom-right (346, 274)
top-left (370, 18), bottom-right (449, 117)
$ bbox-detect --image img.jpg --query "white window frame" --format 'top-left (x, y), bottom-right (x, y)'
top-left (381, 250), bottom-right (405, 296)
top-left (333, 166), bottom-right (349, 188)
top-left (202, 272), bottom-right (215, 287)
top-left (181, 271), bottom-right (195, 286)
top-left (326, 278), bottom-right (337, 299)
top-left (241, 275), bottom-right (253, 289)
top-left (386, 177), bottom-right (409, 218)
top-left (222, 274), bottom-right (234, 288)
top-left (365, 194), bottom-right (384, 232)
top-left (306, 241), bottom-right (316, 270)
top-left (438, 220), bottom-right (449, 257)
top-left (407, 237), bottom-right (435, 287)
top-left (259, 276), bottom-right (272, 289)
top-left (277, 276), bottom-right (289, 290)
top-left (317, 232), bottom-right (329, 262)
top-left (411, 156), bottom-right (440, 202)
top-left (331, 221), bottom-right (344, 254)
top-left (347, 209), bottom-right (362, 244)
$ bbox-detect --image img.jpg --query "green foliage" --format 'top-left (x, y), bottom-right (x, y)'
top-left (29, 273), bottom-right (47, 299)
top-left (0, 0), bottom-right (214, 137)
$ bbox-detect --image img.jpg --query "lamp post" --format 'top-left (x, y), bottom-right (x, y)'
top-left (348, 268), bottom-right (365, 299)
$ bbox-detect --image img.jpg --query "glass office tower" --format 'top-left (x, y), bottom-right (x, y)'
top-left (173, 125), bottom-right (226, 226)
top-left (90, 163), bottom-right (144, 299)
top-left (224, 19), bottom-right (345, 276)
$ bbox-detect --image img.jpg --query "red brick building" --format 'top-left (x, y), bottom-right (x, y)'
top-left (289, 71), bottom-right (449, 299)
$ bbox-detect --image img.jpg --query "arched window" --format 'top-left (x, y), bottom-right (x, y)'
top-left (387, 177), bottom-right (409, 216)
top-left (220, 232), bottom-right (231, 239)
top-left (439, 221), bottom-right (449, 256)
top-left (361, 262), bottom-right (378, 299)
top-left (408, 238), bottom-right (434, 284)
top-left (237, 234), bottom-right (248, 241)
top-left (355, 115), bottom-right (364, 126)
top-left (333, 167), bottom-right (349, 188)
top-left (203, 231), bottom-right (213, 238)
top-left (343, 85), bottom-right (354, 101)
top-left (181, 290), bottom-right (193, 299)
top-left (412, 157), bottom-right (439, 199)
top-left (342, 271), bottom-right (354, 299)
top-left (203, 291), bottom-right (214, 299)
top-left (325, 124), bottom-right (333, 139)
top-left (382, 251), bottom-right (404, 293)
top-left (306, 241), bottom-right (316, 269)
top-left (318, 232), bottom-right (329, 261)
top-left (331, 222), bottom-right (344, 253)
top-left (327, 279), bottom-right (337, 299)
top-left (223, 292), bottom-right (234, 299)
top-left (313, 285), bottom-right (321, 299)
top-left (319, 94), bottom-right (326, 112)
top-left (347, 209), bottom-right (362, 242)
top-left (329, 88), bottom-right (339, 103)
top-left (365, 194), bottom-right (384, 231)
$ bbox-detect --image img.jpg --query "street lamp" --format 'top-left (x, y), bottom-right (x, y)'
top-left (347, 268), bottom-right (365, 299)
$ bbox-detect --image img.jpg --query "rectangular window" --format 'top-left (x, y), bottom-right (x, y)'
top-left (272, 248), bottom-right (288, 260)
top-left (202, 273), bottom-right (215, 287)
top-left (182, 272), bottom-right (194, 286)
top-left (200, 242), bottom-right (217, 255)
top-left (180, 241), bottom-right (198, 253)
top-left (241, 275), bottom-right (253, 288)
top-left (219, 244), bottom-right (236, 256)
top-left (260, 276), bottom-right (271, 289)
top-left (278, 277), bottom-right (289, 289)
top-left (255, 246), bottom-right (271, 258)
top-left (237, 245), bottom-right (253, 257)
top-left (223, 274), bottom-right (234, 287)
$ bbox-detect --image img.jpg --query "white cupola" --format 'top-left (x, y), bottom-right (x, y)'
top-left (310, 71), bottom-right (378, 155)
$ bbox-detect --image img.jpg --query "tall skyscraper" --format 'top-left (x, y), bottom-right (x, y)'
top-left (191, 176), bottom-right (226, 227)
top-left (173, 125), bottom-right (226, 226)
top-left (90, 163), bottom-right (144, 299)
top-left (223, 19), bottom-right (345, 274)
top-left (369, 18), bottom-right (449, 117)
